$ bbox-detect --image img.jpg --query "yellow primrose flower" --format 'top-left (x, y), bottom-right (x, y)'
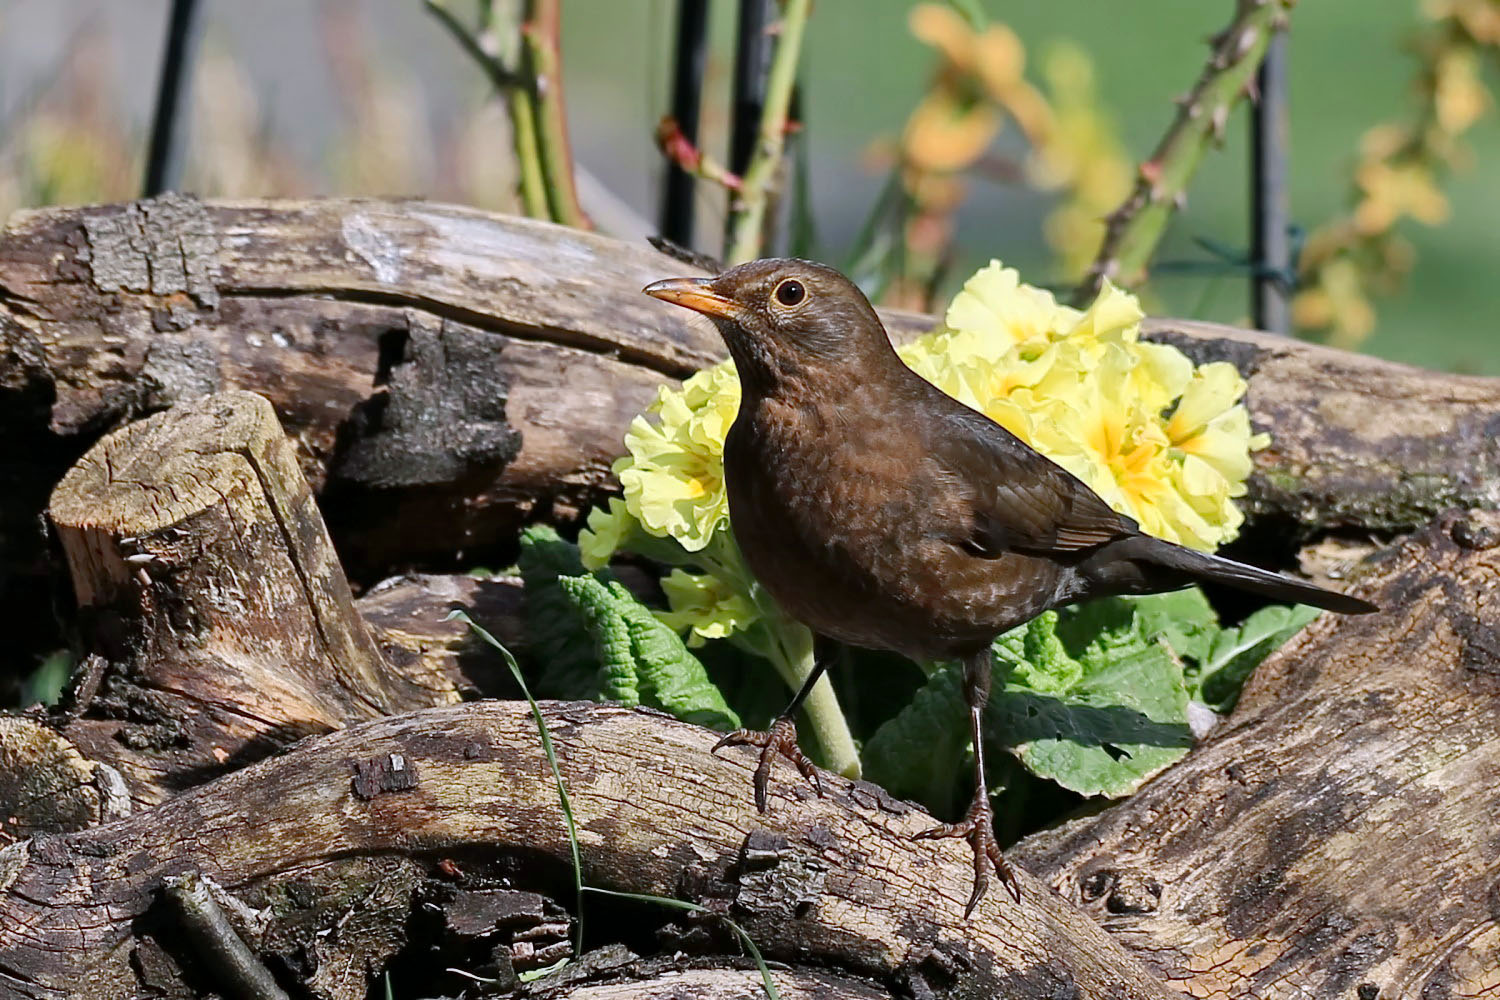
top-left (579, 497), bottom-right (633, 571)
top-left (896, 260), bottom-right (1264, 550)
top-left (615, 363), bottom-right (741, 552)
top-left (657, 569), bottom-right (761, 646)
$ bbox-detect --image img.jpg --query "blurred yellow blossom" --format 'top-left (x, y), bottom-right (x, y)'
top-left (1353, 160), bottom-right (1449, 233)
top-left (1030, 42), bottom-right (1134, 280)
top-left (1296, 0), bottom-right (1496, 347)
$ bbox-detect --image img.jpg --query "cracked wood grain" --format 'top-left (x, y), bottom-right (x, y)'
top-left (0, 701), bottom-right (1177, 1000)
top-left (1011, 509), bottom-right (1500, 999)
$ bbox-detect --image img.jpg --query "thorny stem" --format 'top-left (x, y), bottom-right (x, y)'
top-left (424, 0), bottom-right (584, 227)
top-left (724, 0), bottom-right (812, 264)
top-left (1075, 0), bottom-right (1292, 303)
top-left (522, 0), bottom-right (588, 228)
top-left (656, 116), bottom-right (744, 192)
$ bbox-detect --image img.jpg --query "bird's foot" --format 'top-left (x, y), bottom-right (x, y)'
top-left (712, 715), bottom-right (823, 813)
top-left (913, 792), bottom-right (1021, 916)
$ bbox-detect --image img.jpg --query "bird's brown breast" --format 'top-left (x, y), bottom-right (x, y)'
top-left (725, 384), bottom-right (1067, 662)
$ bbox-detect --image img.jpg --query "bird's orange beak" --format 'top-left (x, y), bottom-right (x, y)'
top-left (642, 277), bottom-right (744, 321)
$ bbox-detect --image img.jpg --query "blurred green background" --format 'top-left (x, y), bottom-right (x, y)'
top-left (0, 0), bottom-right (1494, 372)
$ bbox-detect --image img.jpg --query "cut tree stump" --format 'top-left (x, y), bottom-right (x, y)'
top-left (46, 391), bottom-right (458, 804)
top-left (1011, 509), bottom-right (1500, 998)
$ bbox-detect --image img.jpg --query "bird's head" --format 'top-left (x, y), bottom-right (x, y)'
top-left (644, 258), bottom-right (893, 395)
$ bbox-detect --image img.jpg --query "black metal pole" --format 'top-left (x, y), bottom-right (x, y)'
top-left (729, 0), bottom-right (773, 175)
top-left (1250, 29), bottom-right (1290, 333)
top-left (660, 0), bottom-right (710, 245)
top-left (143, 0), bottom-right (205, 197)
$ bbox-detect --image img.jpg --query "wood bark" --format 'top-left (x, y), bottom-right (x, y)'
top-left (45, 391), bottom-right (458, 805)
top-left (1011, 509), bottom-right (1500, 999)
top-left (0, 701), bottom-right (1178, 1000)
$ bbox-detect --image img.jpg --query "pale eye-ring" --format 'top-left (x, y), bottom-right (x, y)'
top-left (773, 278), bottom-right (806, 308)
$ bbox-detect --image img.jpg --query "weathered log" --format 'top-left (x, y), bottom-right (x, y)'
top-left (0, 702), bottom-right (1178, 1000)
top-left (527, 962), bottom-right (893, 999)
top-left (45, 391), bottom-right (458, 804)
top-left (1011, 508), bottom-right (1500, 999)
top-left (2, 196), bottom-right (1495, 600)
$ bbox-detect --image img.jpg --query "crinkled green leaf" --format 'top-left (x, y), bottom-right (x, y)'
top-left (1192, 603), bottom-right (1323, 712)
top-left (558, 576), bottom-right (641, 704)
top-left (1057, 588), bottom-right (1219, 665)
top-left (557, 575), bottom-right (740, 731)
top-left (988, 611), bottom-right (1192, 798)
top-left (518, 525), bottom-right (605, 699)
top-left (992, 624), bottom-right (1192, 798)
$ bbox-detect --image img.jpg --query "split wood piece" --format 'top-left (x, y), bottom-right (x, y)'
top-left (0, 701), bottom-right (1178, 1000)
top-left (2, 196), bottom-right (1495, 594)
top-left (46, 390), bottom-right (457, 804)
top-left (1011, 508), bottom-right (1500, 999)
top-left (357, 572), bottom-right (527, 699)
top-left (0, 715), bottom-right (129, 839)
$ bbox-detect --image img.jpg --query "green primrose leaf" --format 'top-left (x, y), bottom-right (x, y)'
top-left (990, 609), bottom-right (1193, 798)
top-left (518, 525), bottom-right (608, 699)
top-left (1192, 603), bottom-right (1323, 712)
top-left (557, 574), bottom-right (741, 732)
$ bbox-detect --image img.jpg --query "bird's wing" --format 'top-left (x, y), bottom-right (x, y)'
top-left (926, 399), bottom-right (1136, 559)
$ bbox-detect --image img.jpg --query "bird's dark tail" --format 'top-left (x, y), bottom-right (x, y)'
top-left (1081, 534), bottom-right (1378, 614)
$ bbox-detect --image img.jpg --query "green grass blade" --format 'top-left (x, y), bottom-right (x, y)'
top-left (446, 610), bottom-right (584, 955)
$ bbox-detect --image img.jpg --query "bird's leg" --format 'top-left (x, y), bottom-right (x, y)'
top-left (712, 650), bottom-right (829, 813)
top-left (912, 648), bottom-right (1021, 915)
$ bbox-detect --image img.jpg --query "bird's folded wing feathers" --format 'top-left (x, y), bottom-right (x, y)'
top-left (930, 404), bottom-right (1135, 559)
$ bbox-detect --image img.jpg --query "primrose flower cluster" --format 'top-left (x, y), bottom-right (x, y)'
top-left (581, 261), bottom-right (1267, 650)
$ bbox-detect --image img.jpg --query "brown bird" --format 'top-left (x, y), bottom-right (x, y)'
top-left (643, 258), bottom-right (1376, 914)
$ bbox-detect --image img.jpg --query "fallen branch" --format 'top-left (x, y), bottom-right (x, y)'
top-left (0, 701), bottom-right (1178, 1000)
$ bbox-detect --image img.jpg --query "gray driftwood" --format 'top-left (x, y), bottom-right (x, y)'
top-left (2, 195), bottom-right (1496, 615)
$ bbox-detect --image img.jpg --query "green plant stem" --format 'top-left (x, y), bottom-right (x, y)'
top-left (423, 0), bottom-right (575, 225)
top-left (762, 609), bottom-right (861, 781)
top-left (1076, 0), bottom-right (1291, 301)
top-left (523, 0), bottom-right (587, 228)
top-left (508, 86), bottom-right (552, 219)
top-left (700, 535), bottom-right (861, 779)
top-left (723, 0), bottom-right (812, 264)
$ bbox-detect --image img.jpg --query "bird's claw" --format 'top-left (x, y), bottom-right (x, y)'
top-left (712, 715), bottom-right (823, 813)
top-left (913, 794), bottom-right (1021, 915)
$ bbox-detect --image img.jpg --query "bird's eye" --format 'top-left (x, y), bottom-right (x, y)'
top-left (773, 278), bottom-right (806, 307)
